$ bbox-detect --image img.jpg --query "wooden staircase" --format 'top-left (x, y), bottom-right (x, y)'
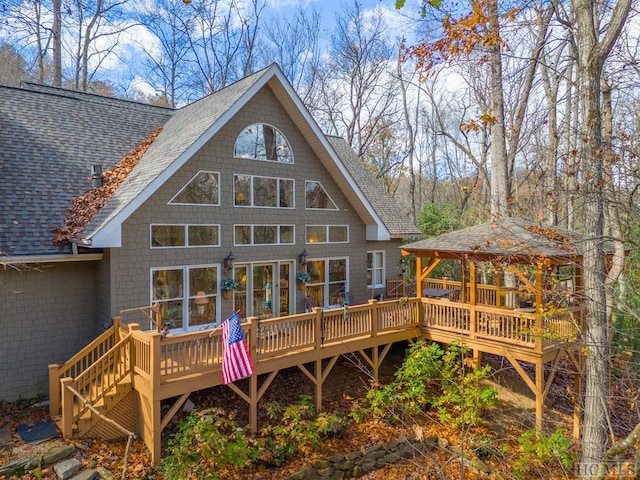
top-left (49, 319), bottom-right (138, 440)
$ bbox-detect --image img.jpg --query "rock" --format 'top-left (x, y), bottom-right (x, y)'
top-left (326, 452), bottom-right (344, 463)
top-left (438, 437), bottom-right (449, 449)
top-left (0, 458), bottom-right (30, 475)
top-left (74, 443), bottom-right (90, 451)
top-left (87, 459), bottom-right (97, 469)
top-left (316, 466), bottom-right (333, 477)
top-left (331, 470), bottom-right (345, 480)
top-left (182, 399), bottom-right (195, 413)
top-left (351, 465), bottom-right (364, 478)
top-left (461, 456), bottom-right (491, 474)
top-left (345, 451), bottom-right (362, 461)
top-left (312, 458), bottom-right (329, 469)
top-left (291, 465), bottom-right (314, 480)
top-left (383, 452), bottom-right (400, 464)
top-left (70, 469), bottom-right (99, 480)
top-left (96, 466), bottom-right (114, 480)
top-left (53, 458), bottom-right (82, 480)
top-left (43, 445), bottom-right (75, 465)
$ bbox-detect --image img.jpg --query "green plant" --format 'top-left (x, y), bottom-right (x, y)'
top-left (160, 412), bottom-right (257, 479)
top-left (260, 395), bottom-right (346, 466)
top-left (296, 271), bottom-right (312, 283)
top-left (433, 342), bottom-right (497, 427)
top-left (512, 428), bottom-right (575, 478)
top-left (221, 277), bottom-right (239, 291)
top-left (363, 341), bottom-right (443, 421)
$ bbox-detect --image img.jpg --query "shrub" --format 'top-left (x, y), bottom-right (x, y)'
top-left (160, 412), bottom-right (257, 479)
top-left (433, 342), bottom-right (498, 427)
top-left (512, 428), bottom-right (575, 478)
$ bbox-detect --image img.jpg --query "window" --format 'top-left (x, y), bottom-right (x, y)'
top-left (305, 225), bottom-right (348, 244)
top-left (234, 175), bottom-right (294, 208)
top-left (234, 225), bottom-right (295, 245)
top-left (151, 224), bottom-right (220, 248)
top-left (234, 123), bottom-right (293, 163)
top-left (152, 265), bottom-right (219, 331)
top-left (170, 171), bottom-right (219, 205)
top-left (305, 181), bottom-right (338, 210)
top-left (367, 251), bottom-right (385, 288)
top-left (306, 258), bottom-right (348, 307)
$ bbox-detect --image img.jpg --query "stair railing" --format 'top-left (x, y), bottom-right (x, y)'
top-left (60, 328), bottom-right (136, 437)
top-left (48, 318), bottom-right (130, 418)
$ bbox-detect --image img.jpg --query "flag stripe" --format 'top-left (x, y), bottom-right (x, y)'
top-left (221, 312), bottom-right (254, 384)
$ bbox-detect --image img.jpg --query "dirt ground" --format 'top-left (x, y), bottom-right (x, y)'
top-left (0, 343), bottom-right (585, 479)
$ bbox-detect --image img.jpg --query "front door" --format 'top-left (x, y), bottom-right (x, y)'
top-left (233, 261), bottom-right (293, 319)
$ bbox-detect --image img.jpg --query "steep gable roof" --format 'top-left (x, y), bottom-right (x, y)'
top-left (0, 84), bottom-right (172, 257)
top-left (327, 136), bottom-right (418, 238)
top-left (84, 64), bottom-right (398, 247)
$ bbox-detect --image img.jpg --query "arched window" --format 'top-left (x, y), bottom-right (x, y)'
top-left (234, 123), bottom-right (293, 163)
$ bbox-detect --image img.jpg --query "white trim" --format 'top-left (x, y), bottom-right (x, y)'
top-left (150, 223), bottom-right (221, 248)
top-left (233, 122), bottom-right (294, 164)
top-left (305, 225), bottom-right (349, 244)
top-left (0, 253), bottom-right (103, 265)
top-left (89, 65), bottom-right (390, 246)
top-left (304, 180), bottom-right (339, 211)
top-left (366, 250), bottom-right (386, 289)
top-left (233, 224), bottom-right (295, 246)
top-left (233, 174), bottom-right (295, 209)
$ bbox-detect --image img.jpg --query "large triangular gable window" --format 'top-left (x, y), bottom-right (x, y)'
top-left (170, 171), bottom-right (220, 205)
top-left (305, 181), bottom-right (338, 210)
top-left (234, 123), bottom-right (293, 163)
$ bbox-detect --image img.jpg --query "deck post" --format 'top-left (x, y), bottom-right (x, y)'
top-left (535, 360), bottom-right (544, 431)
top-left (60, 377), bottom-right (74, 438)
top-left (48, 364), bottom-right (60, 419)
top-left (112, 316), bottom-right (122, 341)
top-left (315, 359), bottom-right (323, 413)
top-left (368, 299), bottom-right (378, 338)
top-left (249, 374), bottom-right (258, 434)
top-left (248, 316), bottom-right (258, 367)
top-left (313, 307), bottom-right (323, 349)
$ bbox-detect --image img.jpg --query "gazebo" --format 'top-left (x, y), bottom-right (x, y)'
top-left (399, 217), bottom-right (609, 435)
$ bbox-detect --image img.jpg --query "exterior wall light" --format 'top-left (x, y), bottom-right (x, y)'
top-left (223, 251), bottom-right (235, 273)
top-left (299, 249), bottom-right (309, 266)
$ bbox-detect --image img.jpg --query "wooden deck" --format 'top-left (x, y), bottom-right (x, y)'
top-left (49, 296), bottom-right (582, 464)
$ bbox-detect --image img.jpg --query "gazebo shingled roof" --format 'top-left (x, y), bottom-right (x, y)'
top-left (400, 218), bottom-right (605, 263)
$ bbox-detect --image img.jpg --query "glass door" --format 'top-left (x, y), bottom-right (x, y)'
top-left (233, 261), bottom-right (294, 319)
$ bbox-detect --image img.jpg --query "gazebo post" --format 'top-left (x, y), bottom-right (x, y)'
top-left (460, 257), bottom-right (468, 303)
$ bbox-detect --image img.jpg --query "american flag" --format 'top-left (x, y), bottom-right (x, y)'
top-left (221, 311), bottom-right (254, 384)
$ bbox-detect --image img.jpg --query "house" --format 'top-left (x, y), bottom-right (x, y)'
top-left (0, 64), bottom-right (418, 403)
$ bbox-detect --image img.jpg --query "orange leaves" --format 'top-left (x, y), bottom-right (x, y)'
top-left (460, 111), bottom-right (497, 134)
top-left (51, 127), bottom-right (163, 245)
top-left (404, 0), bottom-right (511, 74)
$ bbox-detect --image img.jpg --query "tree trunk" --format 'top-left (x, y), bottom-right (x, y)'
top-left (487, 0), bottom-right (509, 218)
top-left (574, 0), bottom-right (631, 475)
top-left (52, 0), bottom-right (62, 86)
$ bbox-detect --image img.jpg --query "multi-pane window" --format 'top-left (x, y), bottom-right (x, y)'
top-left (170, 171), bottom-right (219, 205)
top-left (367, 251), bottom-right (385, 288)
top-left (305, 181), bottom-right (338, 210)
top-left (305, 225), bottom-right (348, 244)
top-left (151, 224), bottom-right (220, 248)
top-left (151, 265), bottom-right (219, 331)
top-left (234, 175), bottom-right (294, 208)
top-left (234, 225), bottom-right (295, 245)
top-left (306, 258), bottom-right (348, 307)
top-left (234, 123), bottom-right (293, 163)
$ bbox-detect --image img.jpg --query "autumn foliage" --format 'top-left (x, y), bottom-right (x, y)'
top-left (403, 1), bottom-right (518, 73)
top-left (52, 127), bottom-right (163, 245)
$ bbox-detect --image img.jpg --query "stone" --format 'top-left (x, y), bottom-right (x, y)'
top-left (438, 437), bottom-right (449, 449)
top-left (345, 451), bottom-right (362, 461)
top-left (383, 452), bottom-right (400, 464)
top-left (96, 466), bottom-right (115, 480)
top-left (87, 459), bottom-right (96, 469)
top-left (43, 445), bottom-right (75, 465)
top-left (70, 470), bottom-right (99, 480)
top-left (182, 399), bottom-right (195, 413)
top-left (351, 465), bottom-right (364, 478)
top-left (0, 428), bottom-right (14, 448)
top-left (364, 444), bottom-right (381, 454)
top-left (326, 452), bottom-right (344, 463)
top-left (363, 449), bottom-right (385, 461)
top-left (53, 458), bottom-right (82, 480)
top-left (291, 465), bottom-right (314, 480)
top-left (74, 443), bottom-right (90, 451)
top-left (0, 458), bottom-right (30, 475)
top-left (361, 459), bottom-right (376, 473)
top-left (316, 466), bottom-right (333, 477)
top-left (336, 459), bottom-right (354, 471)
top-left (312, 458), bottom-right (330, 469)
top-left (331, 470), bottom-right (345, 480)
top-left (461, 456), bottom-right (491, 474)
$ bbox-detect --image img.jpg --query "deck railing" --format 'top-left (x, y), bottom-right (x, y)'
top-left (421, 298), bottom-right (580, 352)
top-left (123, 299), bottom-right (421, 393)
